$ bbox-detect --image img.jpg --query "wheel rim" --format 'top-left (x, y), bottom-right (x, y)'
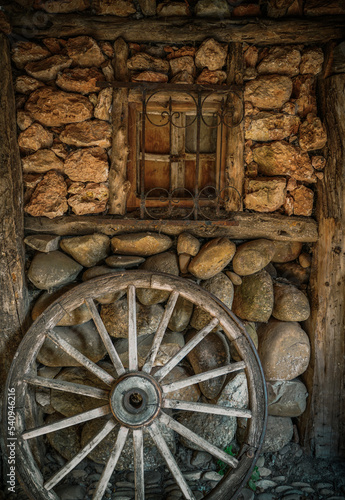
top-left (4, 270), bottom-right (267, 500)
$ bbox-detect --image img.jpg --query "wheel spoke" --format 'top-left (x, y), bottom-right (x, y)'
top-left (142, 290), bottom-right (179, 374)
top-left (147, 422), bottom-right (195, 500)
top-left (22, 405), bottom-right (111, 440)
top-left (133, 428), bottom-right (145, 500)
top-left (128, 285), bottom-right (138, 371)
top-left (159, 412), bottom-right (238, 468)
top-left (163, 400), bottom-right (252, 418)
top-left (92, 426), bottom-right (129, 500)
top-left (25, 376), bottom-right (109, 400)
top-left (161, 361), bottom-right (246, 394)
top-left (85, 298), bottom-right (126, 376)
top-left (44, 418), bottom-right (116, 491)
top-left (154, 317), bottom-right (219, 382)
top-left (46, 330), bottom-right (115, 386)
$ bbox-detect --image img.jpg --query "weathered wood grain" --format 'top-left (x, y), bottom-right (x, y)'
top-left (299, 74), bottom-right (345, 459)
top-left (109, 38), bottom-right (131, 215)
top-left (24, 213), bottom-right (318, 241)
top-left (8, 14), bottom-right (345, 44)
top-left (0, 34), bottom-right (28, 397)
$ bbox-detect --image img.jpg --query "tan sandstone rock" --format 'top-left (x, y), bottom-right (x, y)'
top-left (12, 41), bottom-right (50, 69)
top-left (177, 232), bottom-right (200, 256)
top-left (244, 46), bottom-right (259, 68)
top-left (244, 75), bottom-right (292, 110)
top-left (258, 319), bottom-right (310, 380)
top-left (273, 282), bottom-right (310, 321)
top-left (15, 75), bottom-right (44, 94)
top-left (127, 52), bottom-right (169, 73)
top-left (25, 55), bottom-right (72, 82)
top-left (65, 36), bottom-right (105, 67)
top-left (56, 67), bottom-right (105, 94)
top-left (60, 233), bottom-right (110, 268)
top-left (292, 75), bottom-right (317, 118)
top-left (170, 71), bottom-right (194, 84)
top-left (196, 69), bottom-right (227, 85)
top-left (92, 0), bottom-right (136, 15)
top-left (299, 252), bottom-right (312, 268)
top-left (253, 141), bottom-right (316, 183)
top-left (298, 113), bottom-right (327, 151)
top-left (25, 87), bottom-right (93, 127)
top-left (22, 149), bottom-right (64, 174)
top-left (299, 47), bottom-right (324, 75)
top-left (232, 239), bottom-right (276, 276)
top-left (232, 270), bottom-right (274, 322)
top-left (16, 111), bottom-right (34, 131)
top-left (195, 0), bottom-right (230, 17)
top-left (188, 237), bottom-right (236, 280)
top-left (245, 112), bottom-right (300, 142)
top-left (41, 0), bottom-right (90, 12)
top-left (169, 56), bottom-right (196, 76)
top-left (25, 171), bottom-right (68, 218)
top-left (291, 185), bottom-right (314, 216)
top-left (131, 71), bottom-right (168, 83)
top-left (64, 147), bottom-right (109, 183)
top-left (18, 123), bottom-right (53, 152)
top-left (257, 46), bottom-right (301, 77)
top-left (244, 177), bottom-right (286, 212)
top-left (157, 1), bottom-right (191, 16)
top-left (111, 232), bottom-right (172, 256)
top-left (60, 120), bottom-right (112, 148)
top-left (94, 88), bottom-right (113, 121)
top-left (67, 182), bottom-right (109, 215)
top-left (195, 38), bottom-right (228, 71)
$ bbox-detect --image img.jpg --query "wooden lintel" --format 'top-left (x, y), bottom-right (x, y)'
top-left (24, 213), bottom-right (318, 242)
top-left (8, 14), bottom-right (345, 45)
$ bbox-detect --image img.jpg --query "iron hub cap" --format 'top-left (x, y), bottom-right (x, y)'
top-left (110, 372), bottom-right (162, 428)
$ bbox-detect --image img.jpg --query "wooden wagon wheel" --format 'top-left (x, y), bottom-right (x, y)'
top-left (4, 271), bottom-right (267, 500)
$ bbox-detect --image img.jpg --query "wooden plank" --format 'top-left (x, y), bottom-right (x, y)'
top-left (299, 74), bottom-right (345, 458)
top-left (8, 14), bottom-right (345, 44)
top-left (225, 42), bottom-right (244, 211)
top-left (24, 213), bottom-right (318, 242)
top-left (133, 429), bottom-right (145, 500)
top-left (25, 376), bottom-right (109, 400)
top-left (163, 399), bottom-right (252, 418)
top-left (127, 285), bottom-right (138, 372)
top-left (109, 38), bottom-right (130, 215)
top-left (0, 33), bottom-right (28, 398)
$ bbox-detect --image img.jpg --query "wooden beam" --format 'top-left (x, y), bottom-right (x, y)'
top-left (24, 213), bottom-right (318, 242)
top-left (0, 34), bottom-right (28, 394)
top-left (108, 38), bottom-right (130, 215)
top-left (8, 14), bottom-right (345, 44)
top-left (299, 74), bottom-right (345, 458)
top-left (225, 42), bottom-right (244, 211)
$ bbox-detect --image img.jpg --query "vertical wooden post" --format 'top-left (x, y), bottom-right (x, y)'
top-left (299, 74), bottom-right (345, 458)
top-left (0, 34), bottom-right (28, 392)
top-left (225, 42), bottom-right (244, 211)
top-left (108, 37), bottom-right (131, 215)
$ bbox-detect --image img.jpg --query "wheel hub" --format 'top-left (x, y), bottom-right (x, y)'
top-left (110, 372), bottom-right (162, 428)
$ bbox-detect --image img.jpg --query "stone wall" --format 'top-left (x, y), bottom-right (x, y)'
top-left (25, 231), bottom-right (312, 457)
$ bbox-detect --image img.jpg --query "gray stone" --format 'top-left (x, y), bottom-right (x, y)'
top-left (202, 471), bottom-right (223, 481)
top-left (24, 234), bottom-right (60, 253)
top-left (136, 252), bottom-right (179, 305)
top-left (187, 330), bottom-right (229, 399)
top-left (105, 255), bottom-right (145, 268)
top-left (144, 471), bottom-right (162, 485)
top-left (232, 239), bottom-right (276, 276)
top-left (276, 485), bottom-right (293, 493)
top-left (46, 412), bottom-right (81, 461)
top-left (28, 250), bottom-right (82, 290)
top-left (258, 319), bottom-right (310, 381)
top-left (190, 273), bottom-right (234, 331)
top-left (111, 232), bottom-right (172, 256)
top-left (158, 365), bottom-right (200, 402)
top-left (54, 485), bottom-right (86, 500)
top-left (60, 234), bottom-right (110, 268)
top-left (316, 483), bottom-right (334, 490)
top-left (32, 284), bottom-right (92, 326)
top-left (100, 298), bottom-right (164, 338)
top-left (258, 467), bottom-right (272, 477)
top-left (232, 270), bottom-right (274, 322)
top-left (262, 416), bottom-right (294, 452)
top-left (188, 237), bottom-right (236, 279)
top-left (168, 295), bottom-right (193, 332)
top-left (190, 451), bottom-right (212, 467)
top-left (238, 489), bottom-right (254, 500)
top-left (37, 322), bottom-right (107, 367)
top-left (271, 241), bottom-right (302, 263)
top-left (81, 417), bottom-right (175, 470)
top-left (272, 282), bottom-right (310, 322)
top-left (268, 379), bottom-right (308, 417)
top-left (256, 479), bottom-right (277, 490)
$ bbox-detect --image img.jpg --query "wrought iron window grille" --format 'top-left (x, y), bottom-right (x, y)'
top-left (100, 81), bottom-right (243, 221)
